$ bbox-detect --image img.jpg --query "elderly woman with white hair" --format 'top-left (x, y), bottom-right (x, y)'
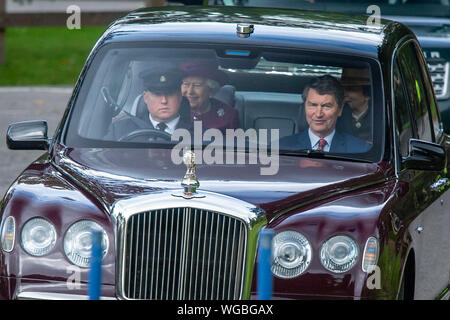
top-left (180, 61), bottom-right (240, 133)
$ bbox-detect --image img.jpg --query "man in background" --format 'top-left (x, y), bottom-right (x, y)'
top-left (339, 68), bottom-right (372, 143)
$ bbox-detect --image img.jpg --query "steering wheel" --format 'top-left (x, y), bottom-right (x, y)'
top-left (118, 128), bottom-right (172, 142)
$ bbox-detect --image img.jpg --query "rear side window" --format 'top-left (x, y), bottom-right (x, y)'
top-left (418, 50), bottom-right (443, 141)
top-left (393, 60), bottom-right (414, 158)
top-left (396, 42), bottom-right (433, 142)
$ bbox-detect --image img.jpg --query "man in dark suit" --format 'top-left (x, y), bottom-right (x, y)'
top-left (280, 75), bottom-right (370, 153)
top-left (105, 66), bottom-right (192, 142)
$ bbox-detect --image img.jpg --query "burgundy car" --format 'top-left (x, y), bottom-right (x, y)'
top-left (1, 6), bottom-right (449, 300)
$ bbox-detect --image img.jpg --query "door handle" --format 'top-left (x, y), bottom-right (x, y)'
top-left (430, 178), bottom-right (450, 193)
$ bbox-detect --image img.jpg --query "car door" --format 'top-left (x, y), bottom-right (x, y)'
top-left (395, 40), bottom-right (450, 299)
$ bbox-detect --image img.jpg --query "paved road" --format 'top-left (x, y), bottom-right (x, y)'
top-left (0, 87), bottom-right (71, 197)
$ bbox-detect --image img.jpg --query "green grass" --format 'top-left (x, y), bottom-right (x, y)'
top-left (0, 26), bottom-right (107, 85)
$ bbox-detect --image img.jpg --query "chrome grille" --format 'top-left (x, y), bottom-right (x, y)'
top-left (426, 52), bottom-right (449, 99)
top-left (122, 207), bottom-right (247, 300)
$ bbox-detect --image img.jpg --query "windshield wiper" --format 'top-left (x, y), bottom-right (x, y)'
top-left (279, 148), bottom-right (325, 157)
top-left (278, 148), bottom-right (372, 163)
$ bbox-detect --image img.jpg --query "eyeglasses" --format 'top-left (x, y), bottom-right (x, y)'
top-left (181, 81), bottom-right (206, 89)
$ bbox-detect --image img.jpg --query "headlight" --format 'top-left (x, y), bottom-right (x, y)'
top-left (271, 231), bottom-right (312, 278)
top-left (21, 218), bottom-right (57, 256)
top-left (320, 235), bottom-right (359, 273)
top-left (64, 220), bottom-right (109, 268)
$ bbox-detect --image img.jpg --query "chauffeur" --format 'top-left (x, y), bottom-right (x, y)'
top-left (180, 61), bottom-right (240, 133)
top-left (105, 66), bottom-right (192, 141)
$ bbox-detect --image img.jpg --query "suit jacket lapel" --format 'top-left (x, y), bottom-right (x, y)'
top-left (297, 130), bottom-right (311, 150)
top-left (130, 115), bottom-right (154, 130)
top-left (330, 131), bottom-right (346, 153)
top-left (136, 115), bottom-right (189, 131)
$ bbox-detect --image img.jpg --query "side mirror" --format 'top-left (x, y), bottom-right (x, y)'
top-left (403, 138), bottom-right (446, 171)
top-left (6, 120), bottom-right (50, 150)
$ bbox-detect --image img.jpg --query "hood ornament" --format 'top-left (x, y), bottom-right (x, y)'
top-left (173, 150), bottom-right (205, 199)
top-left (182, 150), bottom-right (199, 193)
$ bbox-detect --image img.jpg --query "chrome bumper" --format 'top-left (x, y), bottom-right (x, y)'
top-left (17, 291), bottom-right (117, 300)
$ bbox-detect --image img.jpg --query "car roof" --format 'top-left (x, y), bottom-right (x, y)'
top-left (98, 6), bottom-right (412, 59)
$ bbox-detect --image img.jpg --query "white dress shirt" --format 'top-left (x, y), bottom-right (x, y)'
top-left (308, 128), bottom-right (335, 152)
top-left (149, 114), bottom-right (180, 135)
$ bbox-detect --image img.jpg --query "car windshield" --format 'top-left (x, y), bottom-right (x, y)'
top-left (213, 0), bottom-right (450, 18)
top-left (65, 43), bottom-right (383, 163)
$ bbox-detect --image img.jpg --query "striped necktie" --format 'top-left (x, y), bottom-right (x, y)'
top-left (317, 138), bottom-right (327, 151)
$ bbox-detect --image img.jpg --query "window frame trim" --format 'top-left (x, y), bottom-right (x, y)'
top-left (391, 36), bottom-right (418, 175)
top-left (393, 57), bottom-right (416, 162)
top-left (391, 37), bottom-right (443, 176)
top-left (411, 41), bottom-right (444, 144)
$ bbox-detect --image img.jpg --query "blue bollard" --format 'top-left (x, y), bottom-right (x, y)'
top-left (257, 228), bottom-right (274, 300)
top-left (88, 229), bottom-right (103, 300)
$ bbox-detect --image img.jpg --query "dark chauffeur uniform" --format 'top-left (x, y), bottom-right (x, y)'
top-left (105, 114), bottom-right (193, 142)
top-left (105, 65), bottom-right (192, 141)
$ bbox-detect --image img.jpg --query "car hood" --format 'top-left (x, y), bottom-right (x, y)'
top-left (53, 146), bottom-right (390, 219)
